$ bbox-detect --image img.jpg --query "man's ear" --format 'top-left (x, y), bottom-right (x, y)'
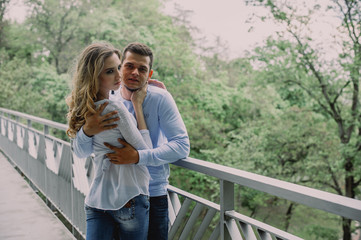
top-left (148, 69), bottom-right (153, 80)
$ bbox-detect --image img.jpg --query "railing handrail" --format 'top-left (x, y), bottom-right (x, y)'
top-left (0, 107), bottom-right (67, 131)
top-left (2, 107), bottom-right (361, 221)
top-left (173, 158), bottom-right (361, 222)
top-left (1, 107), bottom-right (361, 239)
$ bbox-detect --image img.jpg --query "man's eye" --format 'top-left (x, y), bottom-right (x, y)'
top-left (139, 68), bottom-right (147, 73)
top-left (125, 65), bottom-right (133, 69)
top-left (118, 65), bottom-right (121, 70)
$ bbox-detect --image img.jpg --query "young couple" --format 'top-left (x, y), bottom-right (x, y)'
top-left (66, 42), bottom-right (190, 240)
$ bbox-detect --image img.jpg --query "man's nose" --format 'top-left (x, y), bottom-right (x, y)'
top-left (131, 68), bottom-right (139, 75)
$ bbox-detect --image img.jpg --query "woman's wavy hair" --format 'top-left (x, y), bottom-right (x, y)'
top-left (66, 42), bottom-right (121, 138)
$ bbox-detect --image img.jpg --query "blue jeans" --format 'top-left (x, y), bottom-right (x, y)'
top-left (85, 194), bottom-right (149, 240)
top-left (148, 195), bottom-right (169, 240)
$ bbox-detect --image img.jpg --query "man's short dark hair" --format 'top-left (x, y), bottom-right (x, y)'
top-left (121, 42), bottom-right (153, 70)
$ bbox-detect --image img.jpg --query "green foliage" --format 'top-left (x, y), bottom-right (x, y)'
top-left (3, 0), bottom-right (358, 238)
top-left (303, 225), bottom-right (339, 240)
top-left (0, 52), bottom-right (68, 121)
top-left (239, 188), bottom-right (269, 217)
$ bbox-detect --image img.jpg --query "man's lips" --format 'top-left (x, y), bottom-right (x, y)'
top-left (127, 78), bottom-right (139, 83)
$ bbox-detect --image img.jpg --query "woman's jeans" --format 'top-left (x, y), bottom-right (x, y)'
top-left (85, 194), bottom-right (150, 240)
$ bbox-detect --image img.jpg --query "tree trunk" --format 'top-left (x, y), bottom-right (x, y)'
top-left (284, 202), bottom-right (294, 231)
top-left (342, 217), bottom-right (352, 240)
top-left (343, 157), bottom-right (355, 240)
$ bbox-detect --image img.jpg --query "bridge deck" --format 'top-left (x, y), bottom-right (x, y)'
top-left (0, 151), bottom-right (75, 240)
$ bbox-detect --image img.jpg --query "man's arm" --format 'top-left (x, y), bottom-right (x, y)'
top-left (106, 91), bottom-right (190, 166)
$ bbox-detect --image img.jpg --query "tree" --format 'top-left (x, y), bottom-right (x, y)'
top-left (0, 0), bottom-right (10, 47)
top-left (248, 0), bottom-right (361, 239)
top-left (25, 0), bottom-right (95, 74)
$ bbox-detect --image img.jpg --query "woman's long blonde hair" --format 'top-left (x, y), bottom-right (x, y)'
top-left (66, 42), bottom-right (121, 138)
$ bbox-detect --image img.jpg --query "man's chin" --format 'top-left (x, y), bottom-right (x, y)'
top-left (123, 85), bottom-right (139, 92)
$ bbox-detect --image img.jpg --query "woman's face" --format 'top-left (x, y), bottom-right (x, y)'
top-left (98, 53), bottom-right (122, 97)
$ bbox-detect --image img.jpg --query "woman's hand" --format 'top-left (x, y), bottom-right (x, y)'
top-left (131, 83), bottom-right (148, 130)
top-left (131, 82), bottom-right (148, 108)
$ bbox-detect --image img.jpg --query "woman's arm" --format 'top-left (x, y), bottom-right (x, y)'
top-left (131, 82), bottom-right (148, 130)
top-left (130, 83), bottom-right (153, 148)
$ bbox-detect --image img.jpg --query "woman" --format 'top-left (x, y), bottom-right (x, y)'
top-left (66, 42), bottom-right (151, 240)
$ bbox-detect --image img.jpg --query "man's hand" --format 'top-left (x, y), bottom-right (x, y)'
top-left (105, 139), bottom-right (139, 164)
top-left (83, 102), bottom-right (119, 137)
top-left (148, 79), bottom-right (167, 90)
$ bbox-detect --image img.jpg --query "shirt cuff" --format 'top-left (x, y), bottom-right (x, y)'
top-left (139, 129), bottom-right (149, 134)
top-left (138, 149), bottom-right (150, 166)
top-left (78, 126), bottom-right (94, 143)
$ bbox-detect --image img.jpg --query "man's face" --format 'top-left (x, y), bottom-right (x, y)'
top-left (121, 51), bottom-right (152, 91)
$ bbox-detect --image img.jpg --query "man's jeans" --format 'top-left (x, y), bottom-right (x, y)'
top-left (148, 195), bottom-right (169, 240)
top-left (85, 194), bottom-right (149, 240)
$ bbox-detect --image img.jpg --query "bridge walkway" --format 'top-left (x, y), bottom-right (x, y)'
top-left (0, 151), bottom-right (75, 240)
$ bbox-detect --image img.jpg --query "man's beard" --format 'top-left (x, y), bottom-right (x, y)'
top-left (124, 84), bottom-right (138, 92)
top-left (123, 81), bottom-right (147, 92)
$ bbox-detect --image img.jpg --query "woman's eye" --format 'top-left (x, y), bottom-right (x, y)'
top-left (106, 70), bottom-right (114, 74)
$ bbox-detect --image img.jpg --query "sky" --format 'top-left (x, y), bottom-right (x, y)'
top-left (5, 0), bottom-right (280, 59)
top-left (5, 0), bottom-right (339, 60)
top-left (162, 0), bottom-right (281, 58)
top-left (162, 0), bottom-right (341, 60)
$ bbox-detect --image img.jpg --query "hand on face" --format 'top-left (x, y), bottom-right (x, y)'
top-left (83, 102), bottom-right (119, 137)
top-left (130, 82), bottom-right (148, 107)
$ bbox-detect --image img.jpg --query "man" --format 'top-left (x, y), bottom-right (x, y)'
top-left (73, 42), bottom-right (190, 239)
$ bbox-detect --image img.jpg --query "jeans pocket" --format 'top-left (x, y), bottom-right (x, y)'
top-left (141, 195), bottom-right (150, 210)
top-left (116, 199), bottom-right (135, 221)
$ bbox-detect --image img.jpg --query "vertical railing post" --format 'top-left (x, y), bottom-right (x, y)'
top-left (4, 113), bottom-right (8, 138)
top-left (44, 125), bottom-right (49, 135)
top-left (0, 111), bottom-right (2, 134)
top-left (71, 154), bottom-right (75, 236)
top-left (220, 180), bottom-right (234, 240)
top-left (43, 124), bottom-right (49, 206)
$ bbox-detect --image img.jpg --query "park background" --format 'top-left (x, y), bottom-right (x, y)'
top-left (1, 0), bottom-right (360, 239)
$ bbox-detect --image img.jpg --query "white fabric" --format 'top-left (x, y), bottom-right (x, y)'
top-left (85, 99), bottom-right (152, 210)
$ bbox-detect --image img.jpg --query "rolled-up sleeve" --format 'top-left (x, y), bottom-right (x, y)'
top-left (137, 92), bottom-right (190, 166)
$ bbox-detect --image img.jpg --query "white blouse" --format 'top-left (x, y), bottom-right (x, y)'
top-left (85, 99), bottom-right (152, 210)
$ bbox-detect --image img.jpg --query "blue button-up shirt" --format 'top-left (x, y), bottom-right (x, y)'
top-left (73, 85), bottom-right (190, 197)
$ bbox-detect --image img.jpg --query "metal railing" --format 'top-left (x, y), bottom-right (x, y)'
top-left (1, 107), bottom-right (360, 240)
